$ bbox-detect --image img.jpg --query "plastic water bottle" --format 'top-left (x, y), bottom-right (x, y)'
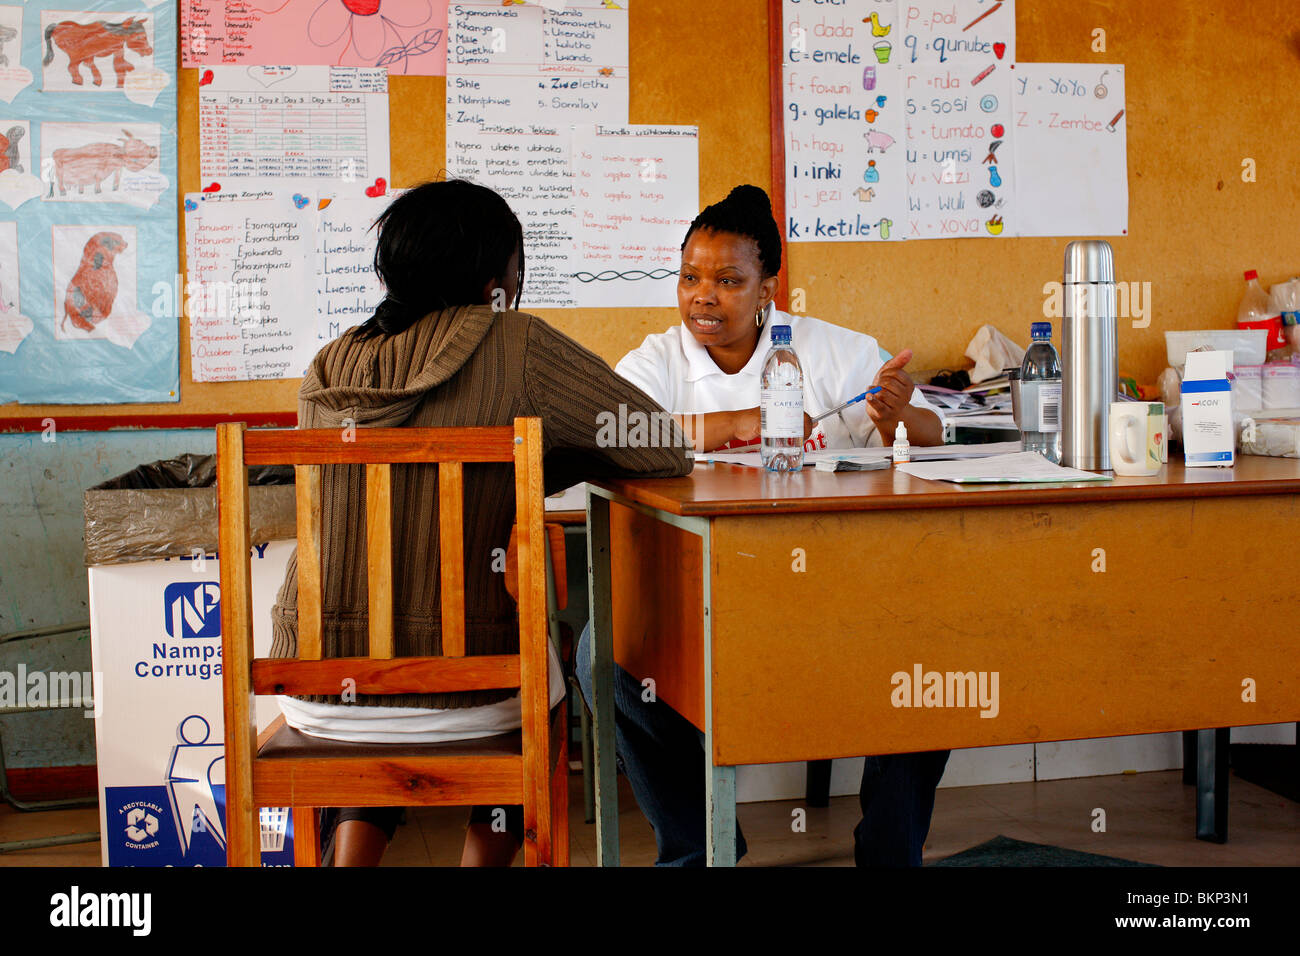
top-left (1019, 321), bottom-right (1062, 463)
top-left (761, 325), bottom-right (804, 472)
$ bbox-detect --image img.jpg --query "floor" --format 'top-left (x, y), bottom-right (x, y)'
top-left (3, 768), bottom-right (1296, 866)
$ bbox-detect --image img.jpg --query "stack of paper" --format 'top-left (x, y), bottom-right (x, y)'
top-left (697, 442), bottom-right (1025, 470)
top-left (896, 452), bottom-right (1112, 484)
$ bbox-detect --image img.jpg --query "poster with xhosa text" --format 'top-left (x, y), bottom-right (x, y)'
top-left (570, 125), bottom-right (698, 308)
top-left (782, 0), bottom-right (906, 242)
top-left (446, 0), bottom-right (629, 307)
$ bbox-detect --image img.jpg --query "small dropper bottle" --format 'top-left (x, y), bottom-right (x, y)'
top-left (892, 420), bottom-right (910, 464)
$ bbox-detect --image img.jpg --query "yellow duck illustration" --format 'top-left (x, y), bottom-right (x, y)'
top-left (602, 0), bottom-right (623, 8)
top-left (865, 12), bottom-right (891, 37)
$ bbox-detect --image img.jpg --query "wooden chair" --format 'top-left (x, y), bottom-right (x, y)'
top-left (215, 417), bottom-right (569, 866)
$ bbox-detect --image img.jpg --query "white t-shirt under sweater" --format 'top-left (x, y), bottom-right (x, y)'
top-left (278, 640), bottom-right (566, 743)
top-left (615, 305), bottom-right (945, 452)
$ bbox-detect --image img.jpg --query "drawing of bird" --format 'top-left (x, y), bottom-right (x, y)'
top-left (63, 232), bottom-right (126, 333)
top-left (864, 12), bottom-right (891, 37)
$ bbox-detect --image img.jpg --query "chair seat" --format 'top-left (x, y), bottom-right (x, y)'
top-left (258, 720), bottom-right (524, 761)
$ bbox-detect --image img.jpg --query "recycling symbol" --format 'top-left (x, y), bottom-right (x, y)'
top-left (125, 807), bottom-right (160, 843)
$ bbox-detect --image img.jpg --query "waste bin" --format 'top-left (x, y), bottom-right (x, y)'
top-left (84, 453), bottom-right (298, 866)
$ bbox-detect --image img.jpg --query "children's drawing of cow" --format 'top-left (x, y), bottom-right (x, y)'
top-left (48, 130), bottom-right (158, 197)
top-left (0, 25), bottom-right (17, 67)
top-left (863, 129), bottom-right (896, 153)
top-left (43, 18), bottom-right (152, 88)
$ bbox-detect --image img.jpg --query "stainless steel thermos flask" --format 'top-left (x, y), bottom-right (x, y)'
top-left (1061, 240), bottom-right (1119, 471)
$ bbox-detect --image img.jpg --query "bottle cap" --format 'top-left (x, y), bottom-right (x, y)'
top-left (1030, 321), bottom-right (1052, 339)
top-left (896, 421), bottom-right (908, 441)
top-left (771, 325), bottom-right (792, 345)
top-left (1244, 269), bottom-right (1259, 282)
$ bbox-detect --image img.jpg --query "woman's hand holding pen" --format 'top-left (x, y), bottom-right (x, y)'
top-left (865, 348), bottom-right (916, 434)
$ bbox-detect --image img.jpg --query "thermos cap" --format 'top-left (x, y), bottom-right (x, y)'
top-left (1063, 239), bottom-right (1116, 285)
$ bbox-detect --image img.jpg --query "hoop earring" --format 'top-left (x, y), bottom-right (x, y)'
top-left (755, 307), bottom-right (764, 328)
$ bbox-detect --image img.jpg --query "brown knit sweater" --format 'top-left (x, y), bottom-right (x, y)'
top-left (269, 304), bottom-right (691, 708)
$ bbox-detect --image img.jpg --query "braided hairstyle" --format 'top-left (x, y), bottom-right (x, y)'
top-left (353, 179), bottom-right (525, 341)
top-left (681, 184), bottom-right (782, 278)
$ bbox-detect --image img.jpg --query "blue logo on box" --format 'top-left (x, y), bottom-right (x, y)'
top-left (163, 582), bottom-right (221, 639)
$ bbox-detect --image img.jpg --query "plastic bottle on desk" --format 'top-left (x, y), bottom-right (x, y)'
top-left (1020, 321), bottom-right (1062, 463)
top-left (761, 324), bottom-right (805, 472)
top-left (1239, 270), bottom-right (1288, 361)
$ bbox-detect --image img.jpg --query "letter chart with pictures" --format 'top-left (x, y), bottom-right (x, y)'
top-left (0, 0), bottom-right (178, 403)
top-left (781, 0), bottom-right (1127, 242)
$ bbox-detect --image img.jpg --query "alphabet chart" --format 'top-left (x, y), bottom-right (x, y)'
top-left (198, 65), bottom-right (390, 190)
top-left (899, 0), bottom-right (1015, 67)
top-left (1011, 64), bottom-right (1127, 237)
top-left (782, 0), bottom-right (907, 242)
top-left (782, 0), bottom-right (1126, 241)
top-left (904, 64), bottom-right (1014, 239)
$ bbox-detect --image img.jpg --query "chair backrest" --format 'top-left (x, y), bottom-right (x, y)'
top-left (215, 417), bottom-right (552, 865)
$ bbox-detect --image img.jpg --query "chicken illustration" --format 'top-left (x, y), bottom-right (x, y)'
top-left (62, 232), bottom-right (126, 333)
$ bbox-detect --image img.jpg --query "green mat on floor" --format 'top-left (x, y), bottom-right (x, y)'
top-left (932, 835), bottom-right (1158, 867)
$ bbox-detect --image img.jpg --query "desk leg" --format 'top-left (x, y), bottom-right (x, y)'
top-left (699, 524), bottom-right (737, 867)
top-left (1195, 728), bottom-right (1230, 844)
top-left (706, 761), bottom-right (737, 867)
top-left (586, 491), bottom-right (619, 866)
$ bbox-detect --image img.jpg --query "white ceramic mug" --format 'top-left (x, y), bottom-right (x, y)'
top-left (1110, 401), bottom-right (1164, 476)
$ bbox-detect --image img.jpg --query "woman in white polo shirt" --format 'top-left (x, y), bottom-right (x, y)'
top-left (576, 184), bottom-right (952, 867)
top-left (615, 184), bottom-right (944, 454)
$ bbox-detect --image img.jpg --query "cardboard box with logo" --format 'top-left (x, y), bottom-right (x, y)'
top-left (84, 454), bottom-right (297, 866)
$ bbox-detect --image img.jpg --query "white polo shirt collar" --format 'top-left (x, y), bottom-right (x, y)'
top-left (680, 302), bottom-right (777, 382)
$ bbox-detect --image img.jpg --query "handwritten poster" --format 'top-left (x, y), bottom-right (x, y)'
top-left (185, 192), bottom-right (317, 382)
top-left (1012, 63), bottom-right (1128, 237)
top-left (570, 125), bottom-right (698, 308)
top-left (182, 0), bottom-right (449, 75)
top-left (0, 0), bottom-right (179, 404)
top-left (315, 194), bottom-right (385, 342)
top-left (199, 65), bottom-right (390, 191)
top-left (782, 0), bottom-right (906, 242)
top-left (446, 0), bottom-right (630, 308)
top-left (903, 64), bottom-right (1014, 239)
top-left (899, 0), bottom-right (1015, 67)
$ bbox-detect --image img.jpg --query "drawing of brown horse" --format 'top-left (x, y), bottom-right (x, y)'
top-left (43, 18), bottom-right (153, 88)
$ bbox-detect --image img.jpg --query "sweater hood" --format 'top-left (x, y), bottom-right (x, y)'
top-left (298, 304), bottom-right (499, 427)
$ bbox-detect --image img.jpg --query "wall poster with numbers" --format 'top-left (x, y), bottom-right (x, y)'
top-left (0, 0), bottom-right (179, 404)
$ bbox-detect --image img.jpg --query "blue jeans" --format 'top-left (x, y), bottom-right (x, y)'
top-left (576, 621), bottom-right (948, 867)
top-left (575, 621), bottom-right (747, 866)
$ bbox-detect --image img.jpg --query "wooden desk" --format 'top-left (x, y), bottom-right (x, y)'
top-left (584, 455), bottom-right (1300, 865)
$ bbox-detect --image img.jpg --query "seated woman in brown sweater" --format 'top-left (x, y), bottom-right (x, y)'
top-left (269, 180), bottom-right (691, 866)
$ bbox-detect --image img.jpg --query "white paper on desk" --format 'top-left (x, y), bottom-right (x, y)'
top-left (701, 442), bottom-right (1024, 469)
top-left (898, 451), bottom-right (1112, 483)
